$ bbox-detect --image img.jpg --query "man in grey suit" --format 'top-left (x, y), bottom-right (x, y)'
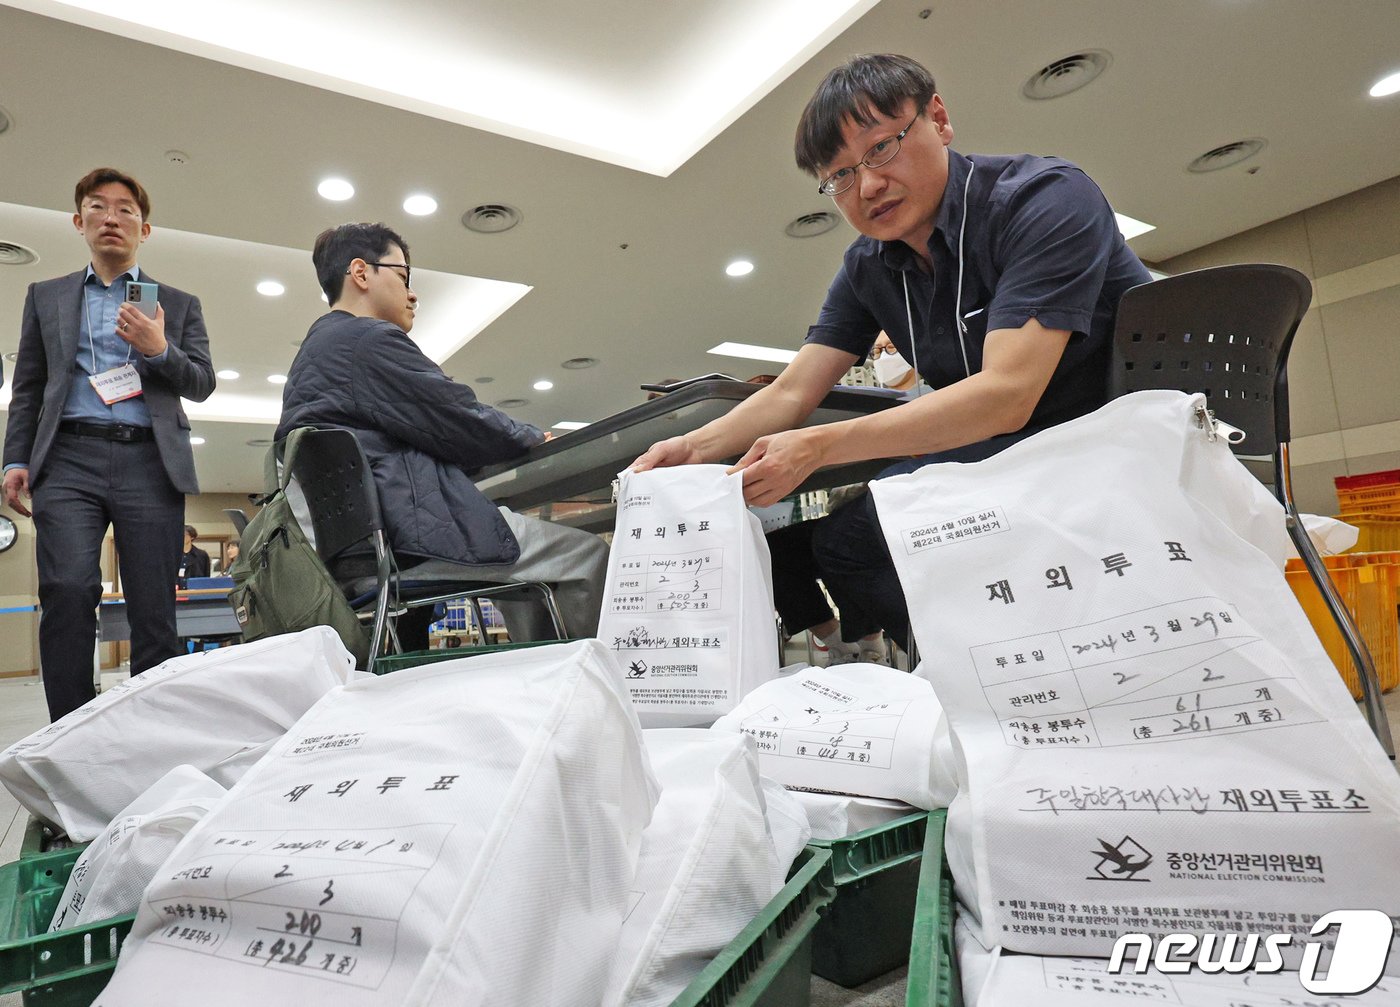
top-left (2, 167), bottom-right (215, 721)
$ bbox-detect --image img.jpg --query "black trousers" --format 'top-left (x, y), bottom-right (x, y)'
top-left (767, 518), bottom-right (880, 642)
top-left (32, 433), bottom-right (184, 721)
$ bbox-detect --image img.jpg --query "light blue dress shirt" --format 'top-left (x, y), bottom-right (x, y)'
top-left (61, 264), bottom-right (168, 426)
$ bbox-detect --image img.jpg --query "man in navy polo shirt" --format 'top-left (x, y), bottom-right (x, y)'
top-left (634, 53), bottom-right (1150, 651)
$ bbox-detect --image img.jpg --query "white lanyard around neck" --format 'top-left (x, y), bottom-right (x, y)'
top-left (85, 275), bottom-right (135, 371)
top-left (900, 159), bottom-right (975, 388)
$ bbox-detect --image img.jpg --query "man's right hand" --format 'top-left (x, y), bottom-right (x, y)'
top-left (3, 467), bottom-right (32, 518)
top-left (630, 435), bottom-right (704, 472)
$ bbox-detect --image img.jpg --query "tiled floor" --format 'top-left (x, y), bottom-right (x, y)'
top-left (1, 674), bottom-right (1397, 1007)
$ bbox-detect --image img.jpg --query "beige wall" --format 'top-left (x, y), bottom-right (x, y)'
top-left (1158, 173), bottom-right (1400, 516)
top-left (0, 490), bottom-right (256, 677)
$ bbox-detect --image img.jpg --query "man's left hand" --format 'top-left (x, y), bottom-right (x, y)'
top-left (116, 302), bottom-right (168, 357)
top-left (727, 427), bottom-right (826, 506)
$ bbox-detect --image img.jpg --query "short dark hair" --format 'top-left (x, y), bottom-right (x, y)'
top-left (794, 54), bottom-right (937, 177)
top-left (74, 167), bottom-right (152, 220)
top-left (184, 524), bottom-right (197, 539)
top-left (312, 222), bottom-right (411, 305)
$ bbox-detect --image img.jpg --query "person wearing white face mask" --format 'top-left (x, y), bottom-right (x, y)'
top-left (870, 331), bottom-right (919, 395)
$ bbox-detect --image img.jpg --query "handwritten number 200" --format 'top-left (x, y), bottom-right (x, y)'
top-left (284, 911), bottom-right (322, 936)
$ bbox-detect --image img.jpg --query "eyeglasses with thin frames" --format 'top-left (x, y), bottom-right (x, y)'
top-left (818, 113), bottom-right (921, 197)
top-left (349, 261), bottom-right (412, 290)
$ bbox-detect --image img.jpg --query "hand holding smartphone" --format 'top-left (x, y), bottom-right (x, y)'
top-left (124, 280), bottom-right (159, 318)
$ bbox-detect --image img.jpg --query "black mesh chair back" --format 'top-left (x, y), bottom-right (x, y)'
top-left (1108, 263), bottom-right (1312, 451)
top-left (1108, 264), bottom-right (1393, 758)
top-left (281, 427), bottom-right (384, 570)
top-left (273, 426), bottom-right (567, 670)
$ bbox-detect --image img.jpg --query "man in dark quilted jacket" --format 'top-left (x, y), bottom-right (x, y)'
top-left (276, 222), bottom-right (607, 646)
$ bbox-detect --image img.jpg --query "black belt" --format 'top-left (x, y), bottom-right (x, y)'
top-left (57, 421), bottom-right (156, 443)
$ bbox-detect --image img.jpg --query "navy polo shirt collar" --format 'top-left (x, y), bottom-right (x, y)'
top-left (874, 149), bottom-right (973, 272)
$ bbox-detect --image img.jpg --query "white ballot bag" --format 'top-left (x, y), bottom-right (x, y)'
top-left (711, 663), bottom-right (956, 809)
top-left (870, 390), bottom-right (1400, 964)
top-left (600, 466), bottom-right (781, 727)
top-left (0, 628), bottom-right (354, 841)
top-left (95, 640), bottom-right (658, 1007)
top-left (605, 729), bottom-right (809, 1006)
top-left (50, 766), bottom-right (225, 931)
top-left (954, 916), bottom-right (1400, 1007)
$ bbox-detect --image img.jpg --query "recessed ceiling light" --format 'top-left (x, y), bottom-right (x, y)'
top-left (552, 421), bottom-right (589, 431)
top-left (256, 280), bottom-right (285, 297)
top-left (726, 260), bottom-right (755, 277)
top-left (1114, 213), bottom-right (1155, 241)
top-left (216, 369), bottom-right (240, 380)
top-left (708, 341), bottom-right (798, 364)
top-left (317, 177), bottom-right (354, 201)
top-left (246, 438), bottom-right (273, 448)
top-left (1370, 71), bottom-right (1400, 98)
top-left (533, 379), bottom-right (554, 391)
top-left (189, 436), bottom-right (206, 446)
top-left (497, 398), bottom-right (529, 408)
top-left (268, 374), bottom-right (288, 385)
top-left (561, 357), bottom-right (599, 370)
top-left (403, 193), bottom-right (438, 216)
top-left (476, 376), bottom-right (494, 383)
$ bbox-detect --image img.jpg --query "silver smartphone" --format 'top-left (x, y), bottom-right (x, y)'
top-left (124, 280), bottom-right (159, 318)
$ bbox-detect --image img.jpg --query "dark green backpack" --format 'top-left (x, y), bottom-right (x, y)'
top-left (227, 428), bottom-right (370, 666)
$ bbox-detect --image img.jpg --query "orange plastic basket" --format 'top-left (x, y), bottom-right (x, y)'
top-left (1285, 551), bottom-right (1400, 699)
top-left (1335, 470), bottom-right (1400, 515)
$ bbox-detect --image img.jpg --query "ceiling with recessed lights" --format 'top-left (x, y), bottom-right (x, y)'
top-left (1, 0), bottom-right (1399, 495)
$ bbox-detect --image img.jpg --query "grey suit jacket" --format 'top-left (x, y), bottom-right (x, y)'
top-left (2, 268), bottom-right (216, 495)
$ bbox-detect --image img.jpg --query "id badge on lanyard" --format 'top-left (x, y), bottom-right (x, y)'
top-left (86, 288), bottom-right (144, 404)
top-left (89, 363), bottom-right (144, 404)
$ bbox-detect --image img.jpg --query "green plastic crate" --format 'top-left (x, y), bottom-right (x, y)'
top-left (670, 846), bottom-right (837, 1007)
top-left (905, 809), bottom-right (961, 1007)
top-left (0, 845), bottom-right (133, 1006)
top-left (805, 810), bottom-right (929, 987)
top-left (19, 819), bottom-right (52, 860)
top-left (18, 819), bottom-right (79, 863)
top-left (370, 638), bottom-right (566, 675)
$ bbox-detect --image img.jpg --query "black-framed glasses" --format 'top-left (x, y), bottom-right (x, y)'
top-left (349, 261), bottom-right (412, 289)
top-left (818, 113), bottom-right (920, 197)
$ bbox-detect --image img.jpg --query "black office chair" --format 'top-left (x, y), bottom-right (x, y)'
top-left (279, 427), bottom-right (566, 672)
top-left (1109, 263), bottom-right (1394, 758)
